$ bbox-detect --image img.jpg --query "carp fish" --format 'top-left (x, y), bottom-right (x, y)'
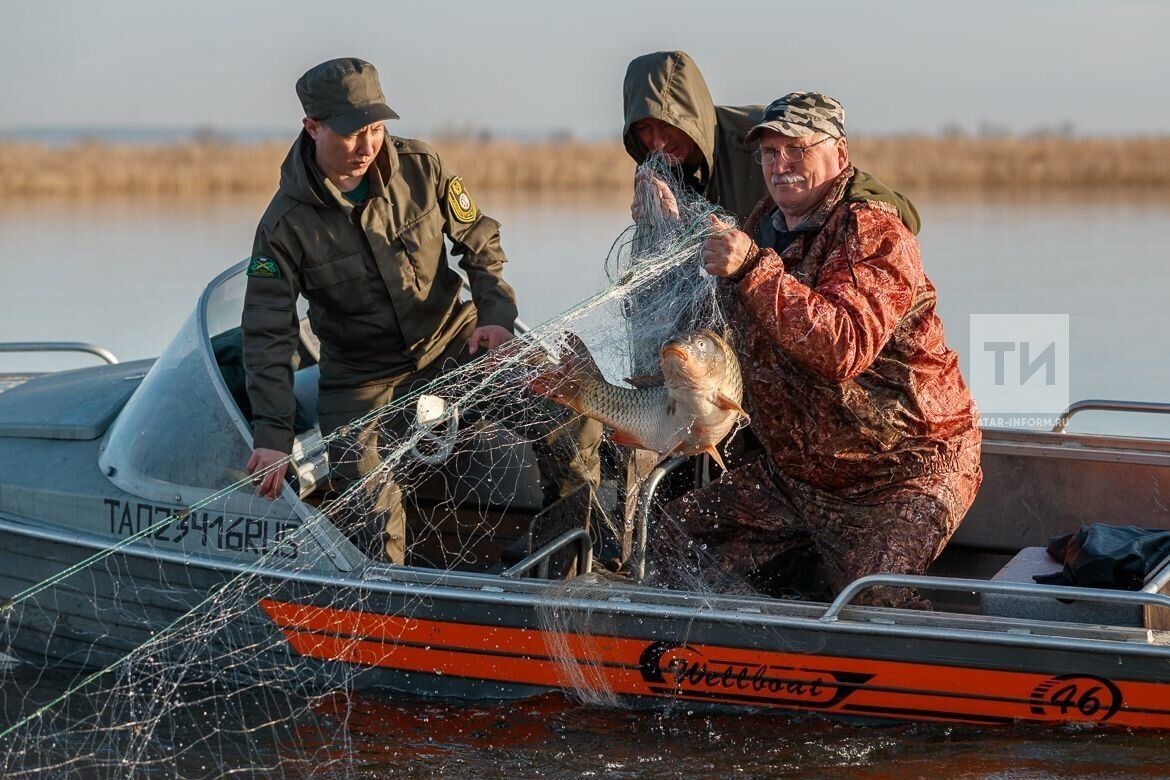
top-left (530, 329), bottom-right (749, 469)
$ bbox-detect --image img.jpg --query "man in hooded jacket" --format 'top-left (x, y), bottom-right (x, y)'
top-left (622, 50), bottom-right (920, 231)
top-left (243, 59), bottom-right (600, 563)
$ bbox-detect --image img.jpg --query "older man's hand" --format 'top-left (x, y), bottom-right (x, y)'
top-left (702, 215), bottom-right (754, 277)
top-left (468, 324), bottom-right (514, 355)
top-left (630, 170), bottom-right (680, 223)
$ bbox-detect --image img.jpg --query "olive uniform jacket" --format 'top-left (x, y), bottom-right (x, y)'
top-left (622, 50), bottom-right (921, 233)
top-left (242, 131), bottom-right (517, 454)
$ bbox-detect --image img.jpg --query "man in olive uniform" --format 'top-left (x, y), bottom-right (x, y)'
top-left (243, 58), bottom-right (600, 563)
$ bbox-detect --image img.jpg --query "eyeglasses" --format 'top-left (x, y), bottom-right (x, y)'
top-left (753, 135), bottom-right (835, 165)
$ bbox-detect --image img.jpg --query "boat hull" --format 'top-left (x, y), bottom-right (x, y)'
top-left (4, 516), bottom-right (1170, 730)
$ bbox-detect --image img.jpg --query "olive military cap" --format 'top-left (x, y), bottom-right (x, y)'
top-left (746, 92), bottom-right (845, 142)
top-left (296, 58), bottom-right (399, 135)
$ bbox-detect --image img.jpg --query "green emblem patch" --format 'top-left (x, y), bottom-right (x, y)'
top-left (246, 256), bottom-right (282, 279)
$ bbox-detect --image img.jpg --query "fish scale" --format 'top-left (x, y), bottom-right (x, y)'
top-left (581, 383), bottom-right (673, 453)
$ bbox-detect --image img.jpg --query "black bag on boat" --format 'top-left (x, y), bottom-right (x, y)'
top-left (1033, 524), bottom-right (1170, 590)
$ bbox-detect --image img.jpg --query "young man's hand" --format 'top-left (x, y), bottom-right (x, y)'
top-left (468, 324), bottom-right (514, 355)
top-left (247, 448), bottom-right (289, 500)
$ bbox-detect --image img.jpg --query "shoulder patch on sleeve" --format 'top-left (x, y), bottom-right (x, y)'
top-left (447, 177), bottom-right (478, 223)
top-left (246, 256), bottom-right (282, 279)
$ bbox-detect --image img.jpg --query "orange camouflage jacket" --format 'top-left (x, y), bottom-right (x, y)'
top-left (731, 167), bottom-right (980, 493)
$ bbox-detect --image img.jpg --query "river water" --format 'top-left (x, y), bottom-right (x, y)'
top-left (3, 190), bottom-right (1168, 435)
top-left (3, 192), bottom-right (1170, 776)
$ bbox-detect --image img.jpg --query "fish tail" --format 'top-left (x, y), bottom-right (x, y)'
top-left (528, 332), bottom-right (604, 410)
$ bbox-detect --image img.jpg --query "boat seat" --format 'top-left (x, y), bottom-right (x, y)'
top-left (0, 360), bottom-right (151, 440)
top-left (981, 546), bottom-right (1144, 626)
top-left (291, 426), bottom-right (329, 498)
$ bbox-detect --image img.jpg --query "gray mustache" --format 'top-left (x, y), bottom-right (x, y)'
top-left (771, 174), bottom-right (805, 185)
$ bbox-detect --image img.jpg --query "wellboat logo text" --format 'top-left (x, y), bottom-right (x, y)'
top-left (637, 642), bottom-right (872, 708)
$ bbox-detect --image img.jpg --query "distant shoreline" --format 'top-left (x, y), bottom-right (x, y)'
top-left (2, 136), bottom-right (1168, 199)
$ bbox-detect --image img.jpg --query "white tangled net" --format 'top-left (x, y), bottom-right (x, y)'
top-left (0, 157), bottom-right (754, 776)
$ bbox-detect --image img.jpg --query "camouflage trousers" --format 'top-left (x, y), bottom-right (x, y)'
top-left (663, 454), bottom-right (982, 609)
top-left (319, 326), bottom-right (602, 564)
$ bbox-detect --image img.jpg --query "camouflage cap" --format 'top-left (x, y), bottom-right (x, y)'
top-left (296, 58), bottom-right (399, 135)
top-left (745, 92), bottom-right (845, 142)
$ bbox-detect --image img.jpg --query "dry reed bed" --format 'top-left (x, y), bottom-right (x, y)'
top-left (850, 136), bottom-right (1170, 190)
top-left (0, 139), bottom-right (633, 199)
top-left (1, 136), bottom-right (1168, 199)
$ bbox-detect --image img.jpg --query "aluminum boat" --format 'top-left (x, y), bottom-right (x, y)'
top-left (3, 261), bottom-right (1170, 729)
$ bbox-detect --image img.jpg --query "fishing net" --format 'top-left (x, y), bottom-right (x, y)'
top-left (0, 156), bottom-right (754, 776)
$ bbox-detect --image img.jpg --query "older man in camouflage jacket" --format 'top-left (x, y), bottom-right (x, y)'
top-left (670, 93), bottom-right (982, 608)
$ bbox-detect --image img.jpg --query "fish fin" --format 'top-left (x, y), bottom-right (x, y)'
top-left (702, 444), bottom-right (729, 472)
top-left (607, 429), bottom-right (647, 450)
top-left (713, 392), bottom-right (748, 419)
top-left (624, 373), bottom-right (665, 389)
top-left (527, 372), bottom-right (553, 397)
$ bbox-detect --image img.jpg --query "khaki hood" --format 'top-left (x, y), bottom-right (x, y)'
top-left (622, 51), bottom-right (717, 177)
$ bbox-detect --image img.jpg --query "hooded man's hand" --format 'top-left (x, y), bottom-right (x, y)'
top-left (631, 169), bottom-right (680, 223)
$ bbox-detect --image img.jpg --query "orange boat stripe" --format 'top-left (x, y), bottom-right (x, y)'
top-left (259, 598), bottom-right (1170, 729)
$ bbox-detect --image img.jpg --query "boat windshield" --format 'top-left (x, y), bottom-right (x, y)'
top-left (99, 263), bottom-right (257, 503)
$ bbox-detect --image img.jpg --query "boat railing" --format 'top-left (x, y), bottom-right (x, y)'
top-left (1144, 553), bottom-right (1170, 595)
top-left (0, 341), bottom-right (120, 365)
top-left (0, 342), bottom-right (122, 393)
top-left (501, 527), bottom-right (593, 579)
top-left (631, 455), bottom-right (687, 582)
top-left (1052, 399), bottom-right (1170, 433)
top-left (820, 573), bottom-right (1170, 624)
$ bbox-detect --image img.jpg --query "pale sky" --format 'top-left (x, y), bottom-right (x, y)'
top-left (2, 0), bottom-right (1167, 139)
